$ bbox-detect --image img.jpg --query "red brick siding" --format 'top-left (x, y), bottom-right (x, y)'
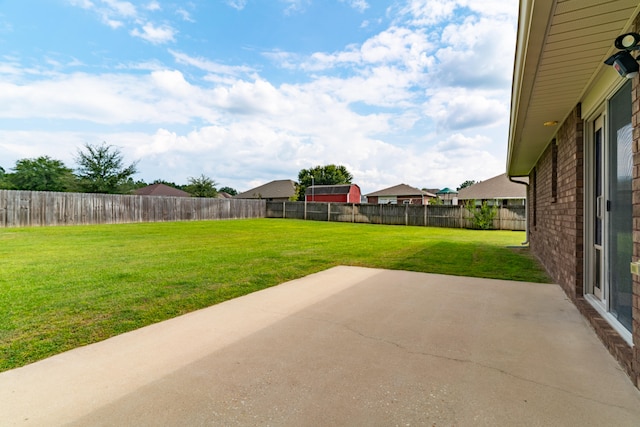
top-left (632, 59), bottom-right (640, 388)
top-left (529, 105), bottom-right (583, 298)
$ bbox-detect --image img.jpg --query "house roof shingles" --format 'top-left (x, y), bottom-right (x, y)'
top-left (457, 174), bottom-right (527, 200)
top-left (365, 184), bottom-right (434, 198)
top-left (133, 183), bottom-right (191, 197)
top-left (234, 179), bottom-right (297, 199)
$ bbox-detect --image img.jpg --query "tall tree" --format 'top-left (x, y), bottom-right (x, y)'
top-left (6, 156), bottom-right (75, 192)
top-left (75, 142), bottom-right (138, 194)
top-left (457, 180), bottom-right (476, 191)
top-left (184, 174), bottom-right (218, 198)
top-left (297, 164), bottom-right (353, 201)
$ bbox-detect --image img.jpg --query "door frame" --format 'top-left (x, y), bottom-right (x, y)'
top-left (583, 84), bottom-right (634, 345)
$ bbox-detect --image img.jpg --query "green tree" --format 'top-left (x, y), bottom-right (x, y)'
top-left (184, 174), bottom-right (218, 198)
top-left (0, 166), bottom-right (9, 189)
top-left (457, 180), bottom-right (476, 191)
top-left (218, 186), bottom-right (238, 196)
top-left (6, 156), bottom-right (75, 192)
top-left (296, 164), bottom-right (353, 201)
top-left (75, 142), bottom-right (138, 194)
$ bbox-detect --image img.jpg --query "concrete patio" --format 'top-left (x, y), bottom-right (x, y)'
top-left (1, 266), bottom-right (639, 426)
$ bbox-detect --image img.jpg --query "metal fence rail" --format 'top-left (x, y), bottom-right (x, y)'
top-left (0, 190), bottom-right (266, 227)
top-left (266, 201), bottom-right (525, 231)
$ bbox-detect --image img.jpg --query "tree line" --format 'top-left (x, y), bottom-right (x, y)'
top-left (0, 142), bottom-right (237, 197)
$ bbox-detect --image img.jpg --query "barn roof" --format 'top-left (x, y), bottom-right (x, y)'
top-left (305, 184), bottom-right (357, 196)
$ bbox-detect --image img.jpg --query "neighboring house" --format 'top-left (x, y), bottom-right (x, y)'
top-left (234, 179), bottom-right (297, 202)
top-left (508, 1), bottom-right (640, 387)
top-left (133, 183), bottom-right (191, 197)
top-left (305, 184), bottom-right (361, 203)
top-left (365, 184), bottom-right (435, 205)
top-left (435, 187), bottom-right (458, 205)
top-left (217, 192), bottom-right (233, 199)
top-left (457, 174), bottom-right (526, 207)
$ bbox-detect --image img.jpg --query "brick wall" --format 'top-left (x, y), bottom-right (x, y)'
top-left (529, 105), bottom-right (583, 298)
top-left (632, 52), bottom-right (640, 388)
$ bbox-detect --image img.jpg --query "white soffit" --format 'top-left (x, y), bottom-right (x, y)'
top-left (508, 0), bottom-right (640, 176)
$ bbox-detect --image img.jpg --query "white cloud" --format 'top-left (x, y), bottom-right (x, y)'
top-left (145, 1), bottom-right (161, 11)
top-left (424, 88), bottom-right (507, 131)
top-left (176, 8), bottom-right (195, 22)
top-left (281, 0), bottom-right (311, 15)
top-left (303, 26), bottom-right (433, 70)
top-left (101, 0), bottom-right (136, 16)
top-left (399, 0), bottom-right (459, 25)
top-left (169, 50), bottom-right (255, 77)
top-left (340, 0), bottom-right (369, 13)
top-left (225, 0), bottom-right (247, 11)
top-left (131, 22), bottom-right (176, 44)
top-left (434, 16), bottom-right (516, 89)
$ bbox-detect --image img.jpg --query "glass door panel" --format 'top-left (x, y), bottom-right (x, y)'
top-left (607, 81), bottom-right (633, 332)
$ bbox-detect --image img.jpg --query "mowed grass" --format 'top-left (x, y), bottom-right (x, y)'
top-left (0, 218), bottom-right (550, 371)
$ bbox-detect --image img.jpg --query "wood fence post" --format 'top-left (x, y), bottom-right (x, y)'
top-left (405, 204), bottom-right (408, 226)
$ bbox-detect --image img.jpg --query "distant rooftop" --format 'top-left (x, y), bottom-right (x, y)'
top-left (133, 183), bottom-right (191, 197)
top-left (457, 174), bottom-right (527, 200)
top-left (234, 179), bottom-right (297, 199)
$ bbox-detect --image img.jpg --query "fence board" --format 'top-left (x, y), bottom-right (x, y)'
top-left (265, 201), bottom-right (525, 231)
top-left (0, 190), bottom-right (266, 228)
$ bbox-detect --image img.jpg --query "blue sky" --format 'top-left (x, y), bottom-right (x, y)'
top-left (0, 0), bottom-right (518, 193)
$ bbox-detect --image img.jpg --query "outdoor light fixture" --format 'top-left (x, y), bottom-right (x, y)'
top-left (604, 32), bottom-right (640, 79)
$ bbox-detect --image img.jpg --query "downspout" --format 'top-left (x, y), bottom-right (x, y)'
top-left (508, 175), bottom-right (530, 246)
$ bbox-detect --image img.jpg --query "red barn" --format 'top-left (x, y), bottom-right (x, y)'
top-left (305, 184), bottom-right (361, 203)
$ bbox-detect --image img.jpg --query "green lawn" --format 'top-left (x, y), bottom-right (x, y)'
top-left (0, 219), bottom-right (550, 371)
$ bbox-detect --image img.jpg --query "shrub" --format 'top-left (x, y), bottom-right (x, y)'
top-left (466, 200), bottom-right (498, 230)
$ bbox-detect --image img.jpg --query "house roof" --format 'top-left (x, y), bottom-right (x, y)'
top-left (305, 184), bottom-right (358, 196)
top-left (133, 183), bottom-right (191, 197)
top-left (436, 187), bottom-right (457, 195)
top-left (234, 179), bottom-right (297, 199)
top-left (457, 174), bottom-right (527, 200)
top-left (365, 184), bottom-right (434, 198)
top-left (508, 0), bottom-right (640, 176)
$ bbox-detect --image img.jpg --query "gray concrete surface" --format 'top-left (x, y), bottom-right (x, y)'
top-left (1, 266), bottom-right (640, 426)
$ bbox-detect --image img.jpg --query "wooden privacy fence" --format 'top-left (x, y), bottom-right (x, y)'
top-left (0, 190), bottom-right (266, 228)
top-left (267, 201), bottom-right (526, 231)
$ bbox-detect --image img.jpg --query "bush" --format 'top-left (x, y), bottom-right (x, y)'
top-left (466, 201), bottom-right (498, 230)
